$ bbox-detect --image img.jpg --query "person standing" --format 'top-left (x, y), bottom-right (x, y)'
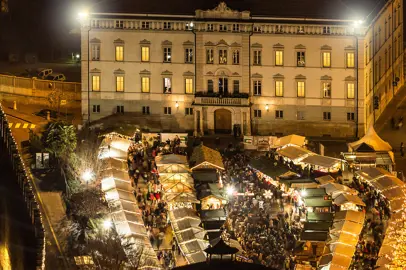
top-left (400, 142), bottom-right (404, 157)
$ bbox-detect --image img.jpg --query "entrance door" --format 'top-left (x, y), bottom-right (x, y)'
top-left (214, 109), bottom-right (232, 134)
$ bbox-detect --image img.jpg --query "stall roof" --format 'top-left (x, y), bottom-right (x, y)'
top-left (355, 167), bottom-right (392, 182)
top-left (192, 170), bottom-right (218, 183)
top-left (316, 175), bottom-right (335, 185)
top-left (101, 157), bottom-right (128, 172)
top-left (276, 145), bottom-right (314, 161)
top-left (100, 133), bottom-right (132, 152)
top-left (328, 232), bottom-right (359, 246)
top-left (155, 154), bottom-right (188, 165)
top-left (301, 155), bottom-right (342, 169)
top-left (249, 158), bottom-right (290, 178)
top-left (306, 212), bottom-right (334, 222)
top-left (388, 197), bottom-right (406, 212)
top-left (163, 181), bottom-right (194, 194)
top-left (273, 134), bottom-right (306, 148)
top-left (330, 243), bottom-right (356, 258)
top-left (205, 238), bottom-right (238, 255)
top-left (158, 164), bottom-right (190, 174)
top-left (302, 188), bottom-right (327, 198)
top-left (190, 145), bottom-right (225, 170)
top-left (371, 176), bottom-right (405, 191)
top-left (176, 227), bottom-right (206, 243)
top-left (185, 251), bottom-right (207, 264)
top-left (200, 209), bottom-right (227, 221)
top-left (112, 210), bottom-right (144, 225)
top-left (165, 192), bottom-right (200, 203)
top-left (291, 183), bottom-right (319, 189)
top-left (160, 173), bottom-right (194, 185)
top-left (304, 197), bottom-right (332, 207)
top-left (333, 210), bottom-right (365, 224)
top-left (172, 207), bottom-right (199, 220)
top-left (300, 231), bottom-right (328, 241)
top-left (182, 239), bottom-right (208, 254)
top-left (101, 178), bottom-right (132, 192)
top-left (320, 182), bottom-right (357, 197)
top-left (332, 221), bottom-right (363, 235)
top-left (382, 186), bottom-right (406, 201)
top-left (334, 194), bottom-right (366, 207)
top-left (348, 125), bottom-right (392, 152)
top-left (303, 222), bottom-right (332, 232)
top-left (100, 168), bottom-right (131, 182)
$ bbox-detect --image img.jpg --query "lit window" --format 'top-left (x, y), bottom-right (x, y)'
top-left (163, 47), bottom-right (171, 62)
top-left (163, 78), bottom-right (172, 93)
top-left (115, 46), bottom-right (124, 61)
top-left (346, 52), bottom-right (355, 68)
top-left (232, 50), bottom-right (240, 65)
top-left (322, 52), bottom-right (331, 67)
top-left (253, 81), bottom-right (262, 95)
top-left (185, 78), bottom-right (193, 94)
top-left (275, 80), bottom-right (284, 97)
top-left (141, 77), bottom-right (150, 93)
top-left (347, 82), bottom-right (355, 99)
top-left (207, 49), bottom-right (214, 64)
top-left (164, 107), bottom-right (172, 115)
top-left (185, 48), bottom-right (193, 63)
top-left (92, 75), bottom-right (100, 91)
top-left (91, 44), bottom-right (100, 60)
top-left (297, 81), bottom-right (305, 97)
top-left (254, 109), bottom-right (262, 118)
top-left (141, 47), bottom-right (149, 62)
top-left (323, 82), bottom-right (331, 98)
top-left (219, 49), bottom-right (227, 64)
top-left (275, 50), bottom-right (283, 66)
top-left (275, 110), bottom-right (284, 119)
top-left (185, 108), bottom-right (193, 115)
top-left (116, 76), bottom-right (124, 92)
top-left (323, 112), bottom-right (331, 121)
top-left (297, 51), bottom-right (305, 67)
top-left (253, 50), bottom-right (262, 65)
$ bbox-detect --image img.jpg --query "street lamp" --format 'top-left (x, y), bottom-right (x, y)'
top-left (300, 189), bottom-right (307, 197)
top-left (76, 54), bottom-right (80, 59)
top-left (226, 185), bottom-right (235, 196)
top-left (103, 219), bottom-right (112, 230)
top-left (81, 168), bottom-right (94, 183)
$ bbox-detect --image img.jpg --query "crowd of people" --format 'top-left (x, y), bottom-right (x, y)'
top-left (221, 151), bottom-right (301, 270)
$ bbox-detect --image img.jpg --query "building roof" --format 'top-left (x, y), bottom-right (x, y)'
top-left (92, 0), bottom-right (380, 22)
top-left (175, 260), bottom-right (271, 270)
top-left (190, 145), bottom-right (225, 170)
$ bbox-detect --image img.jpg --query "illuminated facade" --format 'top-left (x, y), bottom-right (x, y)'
top-left (81, 2), bottom-right (369, 137)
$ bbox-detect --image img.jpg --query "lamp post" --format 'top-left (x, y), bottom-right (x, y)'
top-left (78, 11), bottom-right (91, 126)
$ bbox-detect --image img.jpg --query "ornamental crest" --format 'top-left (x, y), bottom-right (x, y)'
top-left (213, 2), bottom-right (232, 12)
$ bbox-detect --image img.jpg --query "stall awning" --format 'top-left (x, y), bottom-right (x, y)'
top-left (333, 210), bottom-right (365, 224)
top-left (328, 231), bottom-right (359, 246)
top-left (272, 134), bottom-right (306, 148)
top-left (306, 212), bottom-right (334, 222)
top-left (303, 222), bottom-right (332, 232)
top-left (320, 182), bottom-right (358, 197)
top-left (190, 145), bottom-right (224, 171)
top-left (101, 157), bottom-right (128, 172)
top-left (276, 145), bottom-right (314, 161)
top-left (316, 175), bottom-right (335, 185)
top-left (101, 178), bottom-right (132, 193)
top-left (348, 125), bottom-right (392, 152)
top-left (155, 154), bottom-right (188, 165)
top-left (331, 221), bottom-right (363, 235)
top-left (304, 197), bottom-right (332, 207)
top-left (165, 192), bottom-right (199, 204)
top-left (355, 167), bottom-right (392, 181)
top-left (301, 155), bottom-right (342, 169)
top-left (334, 194), bottom-right (366, 207)
top-left (370, 176), bottom-right (405, 191)
top-left (100, 168), bottom-right (131, 182)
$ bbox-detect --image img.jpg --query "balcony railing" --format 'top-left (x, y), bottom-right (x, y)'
top-left (194, 96), bottom-right (250, 106)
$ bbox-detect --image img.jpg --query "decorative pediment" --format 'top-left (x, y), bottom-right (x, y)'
top-left (321, 75), bottom-right (332, 81)
top-left (139, 69), bottom-right (151, 75)
top-left (273, 43), bottom-right (284, 49)
top-left (161, 70), bottom-right (173, 76)
top-left (345, 76), bottom-right (356, 81)
top-left (206, 71), bottom-right (214, 76)
top-left (195, 2), bottom-right (251, 20)
top-left (162, 40), bottom-right (172, 46)
top-left (230, 42), bottom-right (241, 47)
top-left (114, 38), bottom-right (124, 44)
top-left (183, 40), bottom-right (194, 46)
top-left (295, 74), bottom-right (306, 80)
top-left (321, 44), bottom-right (332, 50)
top-left (139, 39), bottom-right (151, 45)
top-left (183, 71), bottom-right (194, 76)
top-left (345, 45), bottom-right (355, 50)
top-left (251, 43), bottom-right (262, 48)
top-left (295, 44), bottom-right (306, 50)
top-left (213, 2), bottom-right (233, 12)
top-left (252, 73), bottom-right (263, 78)
top-left (231, 72), bottom-right (240, 76)
top-left (114, 68), bottom-right (125, 74)
top-left (90, 38), bottom-right (101, 44)
top-left (205, 41), bottom-right (215, 46)
top-left (273, 73), bottom-right (285, 79)
top-left (90, 68), bottom-right (101, 73)
top-left (217, 39), bottom-right (228, 46)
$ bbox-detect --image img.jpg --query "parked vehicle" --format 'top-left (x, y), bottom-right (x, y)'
top-left (46, 73), bottom-right (66, 81)
top-left (36, 68), bottom-right (53, 79)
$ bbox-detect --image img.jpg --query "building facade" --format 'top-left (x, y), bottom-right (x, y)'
top-left (81, 2), bottom-right (368, 137)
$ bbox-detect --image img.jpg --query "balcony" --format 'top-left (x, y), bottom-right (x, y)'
top-left (193, 92), bottom-right (250, 106)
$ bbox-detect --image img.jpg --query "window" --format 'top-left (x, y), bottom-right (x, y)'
top-left (253, 50), bottom-right (261, 65)
top-left (347, 82), bottom-right (355, 99)
top-left (323, 26), bottom-right (331, 34)
top-left (92, 75), bottom-right (100, 91)
top-left (219, 49), bottom-right (227, 64)
top-left (297, 51), bottom-right (305, 67)
top-left (91, 44), bottom-right (100, 60)
top-left (346, 52), bottom-right (355, 68)
top-left (323, 82), bottom-right (331, 98)
top-left (163, 78), bottom-right (172, 93)
top-left (218, 78), bottom-right (228, 94)
top-left (116, 105), bottom-right (124, 114)
top-left (297, 111), bottom-right (305, 120)
top-left (185, 78), bottom-right (193, 94)
top-left (163, 22), bottom-right (171, 30)
top-left (275, 50), bottom-right (283, 66)
top-left (233, 80), bottom-right (239, 93)
top-left (164, 107), bottom-right (172, 115)
top-left (115, 46), bottom-right (124, 61)
top-left (233, 24), bottom-right (240, 32)
top-left (322, 52), bottom-right (331, 67)
top-left (232, 50), bottom-right (240, 65)
top-left (141, 46), bottom-right (149, 62)
top-left (185, 48), bottom-right (193, 63)
top-left (115, 20), bottom-right (123, 28)
top-left (185, 108), bottom-right (193, 115)
top-left (116, 76), bottom-right (124, 92)
top-left (163, 47), bottom-right (171, 62)
top-left (185, 22), bottom-right (193, 30)
top-left (323, 112), bottom-right (331, 121)
top-left (253, 81), bottom-right (262, 96)
top-left (208, 80), bottom-right (214, 92)
top-left (254, 109), bottom-right (262, 118)
top-left (253, 26), bottom-right (261, 32)
top-left (141, 77), bottom-right (150, 93)
top-left (275, 110), bottom-right (284, 119)
top-left (206, 49), bottom-right (214, 64)
top-left (347, 112), bottom-right (355, 121)
top-left (207, 24), bottom-right (214, 31)
top-left (141, 21), bottom-right (150, 29)
top-left (92, 105), bottom-right (100, 113)
top-left (219, 24), bottom-right (227, 31)
top-left (297, 81), bottom-right (305, 97)
top-left (275, 81), bottom-right (284, 97)
top-left (142, 106), bottom-right (150, 115)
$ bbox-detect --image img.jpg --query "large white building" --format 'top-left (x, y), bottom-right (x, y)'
top-left (80, 1), bottom-right (400, 138)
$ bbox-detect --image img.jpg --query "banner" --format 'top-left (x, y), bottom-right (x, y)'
top-left (142, 133), bottom-right (159, 146)
top-left (161, 133), bottom-right (188, 147)
top-left (243, 136), bottom-right (253, 145)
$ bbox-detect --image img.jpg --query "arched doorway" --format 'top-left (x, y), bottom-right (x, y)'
top-left (214, 109), bottom-right (232, 134)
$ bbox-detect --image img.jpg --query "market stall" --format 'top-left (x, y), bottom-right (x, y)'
top-left (301, 155), bottom-right (342, 173)
top-left (190, 145), bottom-right (225, 171)
top-left (315, 175), bottom-right (335, 185)
top-left (333, 193), bottom-right (366, 211)
top-left (272, 134), bottom-right (307, 149)
top-left (320, 182), bottom-right (358, 199)
top-left (276, 145), bottom-right (314, 164)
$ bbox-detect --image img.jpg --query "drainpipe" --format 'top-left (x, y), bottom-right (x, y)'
top-left (249, 23), bottom-right (254, 135)
top-left (372, 22), bottom-right (376, 124)
top-left (391, 1), bottom-right (395, 97)
top-left (192, 25), bottom-right (197, 132)
top-left (355, 34), bottom-right (359, 138)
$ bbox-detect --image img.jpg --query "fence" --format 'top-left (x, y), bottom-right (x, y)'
top-left (0, 103), bottom-right (45, 270)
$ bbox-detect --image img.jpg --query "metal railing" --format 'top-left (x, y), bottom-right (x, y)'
top-left (194, 96), bottom-right (250, 106)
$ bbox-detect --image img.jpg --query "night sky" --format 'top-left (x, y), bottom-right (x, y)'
top-left (0, 0), bottom-right (383, 61)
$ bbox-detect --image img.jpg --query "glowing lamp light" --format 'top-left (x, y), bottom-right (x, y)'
top-left (190, 22), bottom-right (194, 27)
top-left (265, 104), bottom-right (269, 111)
top-left (81, 169), bottom-right (94, 182)
top-left (103, 219), bottom-right (112, 229)
top-left (78, 11), bottom-right (89, 20)
top-left (300, 189), bottom-right (307, 197)
top-left (76, 54), bottom-right (80, 59)
top-left (175, 101), bottom-right (179, 108)
top-left (226, 186), bottom-right (235, 196)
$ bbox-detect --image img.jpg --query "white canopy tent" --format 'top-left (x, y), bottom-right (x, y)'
top-left (348, 126), bottom-right (392, 153)
top-left (276, 145), bottom-right (314, 163)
